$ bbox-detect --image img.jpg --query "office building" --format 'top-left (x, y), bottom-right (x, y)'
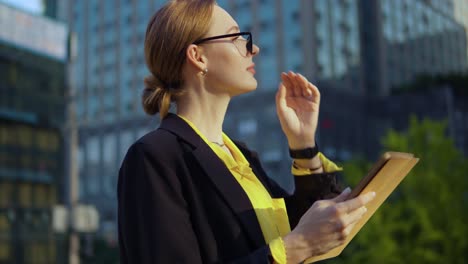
top-left (0, 3), bottom-right (68, 263)
top-left (453, 0), bottom-right (468, 59)
top-left (361, 0), bottom-right (466, 94)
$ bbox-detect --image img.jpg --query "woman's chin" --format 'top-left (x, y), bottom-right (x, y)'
top-left (234, 83), bottom-right (258, 96)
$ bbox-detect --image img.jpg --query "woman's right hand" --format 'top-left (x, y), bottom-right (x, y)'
top-left (283, 188), bottom-right (376, 263)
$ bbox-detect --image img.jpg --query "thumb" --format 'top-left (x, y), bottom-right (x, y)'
top-left (275, 82), bottom-right (287, 109)
top-left (276, 82), bottom-right (288, 122)
top-left (331, 187), bottom-right (351, 203)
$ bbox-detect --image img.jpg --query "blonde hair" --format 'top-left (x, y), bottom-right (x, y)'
top-left (143, 0), bottom-right (215, 118)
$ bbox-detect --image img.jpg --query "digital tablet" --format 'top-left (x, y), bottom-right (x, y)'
top-left (348, 152), bottom-right (416, 199)
top-left (304, 151), bottom-right (419, 263)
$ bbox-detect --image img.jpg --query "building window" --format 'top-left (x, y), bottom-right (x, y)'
top-left (291, 10), bottom-right (300, 22)
top-left (103, 133), bottom-right (116, 196)
top-left (0, 183), bottom-right (14, 208)
top-left (86, 136), bottom-right (100, 195)
top-left (120, 130), bottom-right (135, 163)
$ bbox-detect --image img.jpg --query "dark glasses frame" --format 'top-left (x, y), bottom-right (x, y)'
top-left (193, 32), bottom-right (253, 55)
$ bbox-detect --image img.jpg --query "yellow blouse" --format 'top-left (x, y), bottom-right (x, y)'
top-left (178, 115), bottom-right (341, 263)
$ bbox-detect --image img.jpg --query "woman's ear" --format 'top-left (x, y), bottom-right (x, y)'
top-left (186, 44), bottom-right (207, 72)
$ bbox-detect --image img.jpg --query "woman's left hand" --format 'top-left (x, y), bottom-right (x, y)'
top-left (275, 71), bottom-right (320, 149)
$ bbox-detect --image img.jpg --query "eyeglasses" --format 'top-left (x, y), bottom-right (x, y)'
top-left (193, 32), bottom-right (253, 57)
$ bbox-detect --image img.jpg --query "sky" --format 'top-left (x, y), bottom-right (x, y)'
top-left (0, 0), bottom-right (43, 14)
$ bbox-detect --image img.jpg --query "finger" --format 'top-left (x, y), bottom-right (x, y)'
top-left (275, 89), bottom-right (286, 124)
top-left (288, 71), bottom-right (302, 97)
top-left (341, 221), bottom-right (356, 240)
top-left (307, 82), bottom-right (321, 104)
top-left (340, 207), bottom-right (367, 238)
top-left (337, 192), bottom-right (375, 213)
top-left (331, 187), bottom-right (351, 203)
top-left (281, 72), bottom-right (294, 97)
top-left (280, 72), bottom-right (289, 83)
top-left (275, 82), bottom-right (288, 112)
top-left (297, 73), bottom-right (310, 97)
top-left (347, 206), bottom-right (367, 226)
top-left (335, 206), bottom-right (367, 231)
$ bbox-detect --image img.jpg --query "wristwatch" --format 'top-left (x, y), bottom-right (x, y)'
top-left (289, 144), bottom-right (319, 159)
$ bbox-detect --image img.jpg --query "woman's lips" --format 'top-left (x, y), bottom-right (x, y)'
top-left (247, 64), bottom-right (256, 74)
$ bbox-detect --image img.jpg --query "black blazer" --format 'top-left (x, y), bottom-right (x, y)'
top-left (118, 114), bottom-right (341, 263)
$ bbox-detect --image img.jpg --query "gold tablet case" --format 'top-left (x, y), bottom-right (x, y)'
top-left (305, 152), bottom-right (419, 263)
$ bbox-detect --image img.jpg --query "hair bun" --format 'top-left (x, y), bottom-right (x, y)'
top-left (142, 75), bottom-right (169, 116)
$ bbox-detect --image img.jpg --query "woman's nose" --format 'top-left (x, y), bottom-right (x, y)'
top-left (251, 44), bottom-right (260, 56)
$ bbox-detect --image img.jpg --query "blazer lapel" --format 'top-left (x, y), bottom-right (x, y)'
top-left (159, 114), bottom-right (266, 248)
top-left (235, 142), bottom-right (293, 198)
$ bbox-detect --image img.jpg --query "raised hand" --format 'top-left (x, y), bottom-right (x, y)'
top-left (275, 71), bottom-right (320, 149)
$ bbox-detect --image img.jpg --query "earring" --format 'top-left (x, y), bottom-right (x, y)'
top-left (201, 68), bottom-right (208, 76)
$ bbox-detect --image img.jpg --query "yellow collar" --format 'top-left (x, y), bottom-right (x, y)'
top-left (177, 114), bottom-right (254, 178)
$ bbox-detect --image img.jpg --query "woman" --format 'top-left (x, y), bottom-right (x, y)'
top-left (117, 1), bottom-right (375, 263)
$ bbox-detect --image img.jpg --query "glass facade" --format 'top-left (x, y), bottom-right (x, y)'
top-left (313, 0), bottom-right (361, 89)
top-left (282, 0), bottom-right (302, 72)
top-left (453, 0), bottom-right (468, 65)
top-left (0, 22), bottom-right (66, 264)
top-left (70, 0), bottom-right (161, 237)
top-left (382, 0), bottom-right (467, 90)
top-left (85, 0), bottom-right (150, 113)
top-left (256, 0), bottom-right (278, 89)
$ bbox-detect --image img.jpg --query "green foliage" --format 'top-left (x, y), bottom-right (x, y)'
top-left (323, 116), bottom-right (468, 264)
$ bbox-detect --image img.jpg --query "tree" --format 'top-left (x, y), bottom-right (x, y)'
top-left (324, 116), bottom-right (468, 264)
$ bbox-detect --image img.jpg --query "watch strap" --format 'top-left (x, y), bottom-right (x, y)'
top-left (289, 144), bottom-right (319, 159)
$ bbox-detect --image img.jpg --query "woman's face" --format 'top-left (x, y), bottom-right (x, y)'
top-left (201, 5), bottom-right (260, 97)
